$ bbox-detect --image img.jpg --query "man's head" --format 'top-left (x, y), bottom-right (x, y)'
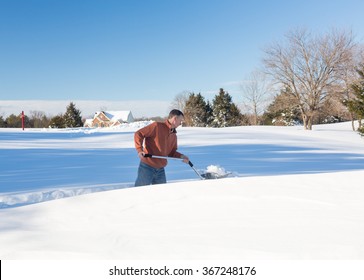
top-left (168, 109), bottom-right (184, 128)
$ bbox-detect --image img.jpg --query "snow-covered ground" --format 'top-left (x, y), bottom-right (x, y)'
top-left (0, 121), bottom-right (364, 259)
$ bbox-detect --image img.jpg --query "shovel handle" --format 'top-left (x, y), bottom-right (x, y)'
top-left (144, 154), bottom-right (203, 179)
top-left (144, 153), bottom-right (182, 160)
top-left (144, 154), bottom-right (193, 166)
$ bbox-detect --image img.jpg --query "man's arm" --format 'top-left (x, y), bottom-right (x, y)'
top-left (134, 122), bottom-right (156, 155)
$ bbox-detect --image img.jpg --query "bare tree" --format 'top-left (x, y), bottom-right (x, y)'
top-left (29, 110), bottom-right (50, 128)
top-left (241, 70), bottom-right (273, 125)
top-left (263, 28), bottom-right (355, 130)
top-left (170, 91), bottom-right (189, 112)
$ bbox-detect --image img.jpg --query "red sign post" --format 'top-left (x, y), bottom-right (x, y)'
top-left (21, 111), bottom-right (25, 131)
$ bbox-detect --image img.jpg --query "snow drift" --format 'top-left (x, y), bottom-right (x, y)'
top-left (0, 121), bottom-right (364, 259)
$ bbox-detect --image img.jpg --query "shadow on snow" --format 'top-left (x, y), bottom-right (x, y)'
top-left (1, 142), bottom-right (364, 208)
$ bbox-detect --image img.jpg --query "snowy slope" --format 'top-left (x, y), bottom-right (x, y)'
top-left (0, 122), bottom-right (364, 259)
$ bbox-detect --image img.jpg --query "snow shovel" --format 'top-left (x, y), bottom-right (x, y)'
top-left (143, 154), bottom-right (228, 180)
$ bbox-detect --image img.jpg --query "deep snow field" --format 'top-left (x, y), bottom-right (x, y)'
top-left (0, 121), bottom-right (364, 260)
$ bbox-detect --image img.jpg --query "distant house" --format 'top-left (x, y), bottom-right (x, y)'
top-left (84, 111), bottom-right (134, 128)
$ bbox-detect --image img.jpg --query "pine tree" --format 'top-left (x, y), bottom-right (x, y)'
top-left (205, 100), bottom-right (214, 126)
top-left (49, 115), bottom-right (66, 128)
top-left (63, 102), bottom-right (83, 128)
top-left (211, 88), bottom-right (243, 127)
top-left (262, 88), bottom-right (301, 126)
top-left (5, 113), bottom-right (31, 128)
top-left (6, 114), bottom-right (22, 128)
top-left (0, 116), bottom-right (6, 127)
top-left (184, 93), bottom-right (211, 127)
top-left (345, 65), bottom-right (364, 134)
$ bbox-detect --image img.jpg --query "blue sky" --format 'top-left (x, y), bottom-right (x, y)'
top-left (1, 0), bottom-right (364, 117)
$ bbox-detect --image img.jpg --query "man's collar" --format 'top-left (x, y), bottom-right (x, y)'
top-left (165, 120), bottom-right (177, 133)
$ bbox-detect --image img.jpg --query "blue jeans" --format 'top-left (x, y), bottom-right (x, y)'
top-left (135, 161), bottom-right (167, 187)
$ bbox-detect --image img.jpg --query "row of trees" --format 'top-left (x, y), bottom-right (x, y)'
top-left (172, 88), bottom-right (245, 127)
top-left (0, 111), bottom-right (49, 128)
top-left (0, 102), bottom-right (83, 128)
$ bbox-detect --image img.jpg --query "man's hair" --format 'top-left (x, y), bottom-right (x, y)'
top-left (168, 109), bottom-right (184, 119)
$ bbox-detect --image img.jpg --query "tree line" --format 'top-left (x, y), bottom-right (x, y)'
top-left (0, 102), bottom-right (83, 128)
top-left (172, 88), bottom-right (245, 127)
top-left (173, 57), bottom-right (364, 132)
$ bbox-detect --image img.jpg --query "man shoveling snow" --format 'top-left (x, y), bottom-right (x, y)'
top-left (134, 109), bottom-right (190, 186)
top-left (134, 109), bottom-right (232, 184)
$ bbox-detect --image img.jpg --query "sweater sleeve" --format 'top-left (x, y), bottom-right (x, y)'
top-left (134, 122), bottom-right (155, 153)
top-left (171, 151), bottom-right (183, 159)
top-left (168, 139), bottom-right (182, 158)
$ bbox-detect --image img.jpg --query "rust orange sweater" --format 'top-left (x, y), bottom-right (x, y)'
top-left (134, 120), bottom-right (183, 168)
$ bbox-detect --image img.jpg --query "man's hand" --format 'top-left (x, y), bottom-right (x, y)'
top-left (138, 151), bottom-right (145, 159)
top-left (181, 154), bottom-right (190, 164)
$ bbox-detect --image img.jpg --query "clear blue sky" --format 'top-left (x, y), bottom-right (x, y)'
top-left (1, 0), bottom-right (364, 116)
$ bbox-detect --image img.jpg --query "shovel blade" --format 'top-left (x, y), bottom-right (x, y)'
top-left (200, 172), bottom-right (231, 179)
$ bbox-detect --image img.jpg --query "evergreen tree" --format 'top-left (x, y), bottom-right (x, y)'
top-left (6, 114), bottom-right (21, 128)
top-left (262, 88), bottom-right (301, 126)
top-left (211, 88), bottom-right (243, 127)
top-left (63, 102), bottom-right (83, 128)
top-left (184, 93), bottom-right (211, 127)
top-left (49, 115), bottom-right (66, 128)
top-left (5, 113), bottom-right (31, 128)
top-left (205, 100), bottom-right (214, 127)
top-left (0, 116), bottom-right (6, 127)
top-left (344, 65), bottom-right (364, 134)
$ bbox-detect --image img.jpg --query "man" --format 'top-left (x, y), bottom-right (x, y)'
top-left (134, 109), bottom-right (189, 186)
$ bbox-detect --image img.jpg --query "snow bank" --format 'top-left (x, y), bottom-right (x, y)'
top-left (0, 183), bottom-right (132, 208)
top-left (1, 121), bottom-right (364, 260)
top-left (1, 170), bottom-right (364, 260)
